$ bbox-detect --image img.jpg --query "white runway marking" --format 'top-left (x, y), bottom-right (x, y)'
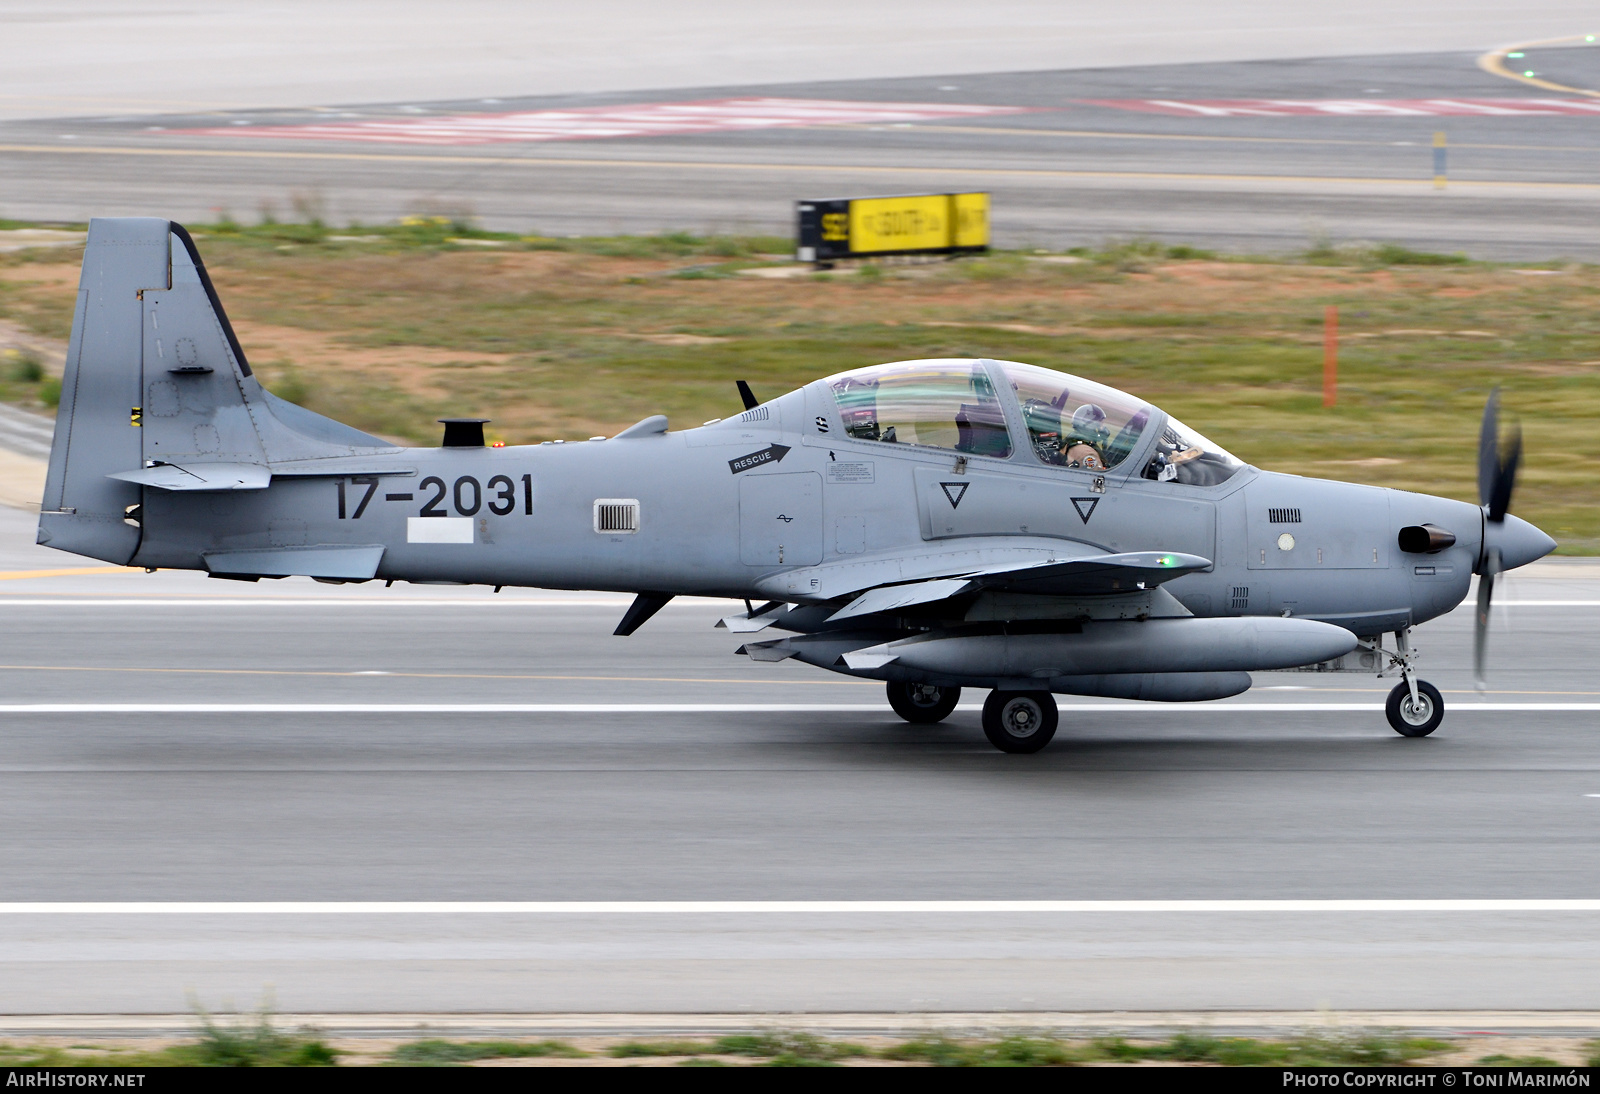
top-left (0, 598), bottom-right (641, 607)
top-left (0, 900), bottom-right (1595, 915)
top-left (0, 702), bottom-right (1595, 713)
top-left (1088, 98), bottom-right (1600, 118)
top-left (183, 98), bottom-right (1032, 146)
top-left (0, 597), bottom-right (1594, 607)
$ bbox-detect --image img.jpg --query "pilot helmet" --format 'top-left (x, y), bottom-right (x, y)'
top-left (1070, 403), bottom-right (1110, 446)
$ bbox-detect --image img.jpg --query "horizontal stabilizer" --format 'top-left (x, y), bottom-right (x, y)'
top-left (109, 463), bottom-right (270, 491)
top-left (829, 578), bottom-right (974, 623)
top-left (266, 459), bottom-right (417, 478)
top-left (202, 544), bottom-right (385, 580)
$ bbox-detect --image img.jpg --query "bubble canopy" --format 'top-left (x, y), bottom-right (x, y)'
top-left (823, 359), bottom-right (1244, 484)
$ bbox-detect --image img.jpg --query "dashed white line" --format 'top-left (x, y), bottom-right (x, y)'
top-left (0, 900), bottom-right (1595, 915)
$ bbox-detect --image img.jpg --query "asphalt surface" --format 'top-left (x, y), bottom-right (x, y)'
top-left (0, 504), bottom-right (1597, 1012)
top-left (4, 49), bottom-right (1600, 260)
top-left (6, 2), bottom-right (1595, 122)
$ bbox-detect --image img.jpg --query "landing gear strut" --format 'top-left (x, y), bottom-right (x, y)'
top-left (981, 690), bottom-right (1058, 754)
top-left (1377, 626), bottom-right (1444, 737)
top-left (886, 681), bottom-right (961, 724)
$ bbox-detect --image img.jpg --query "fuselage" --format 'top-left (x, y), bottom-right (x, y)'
top-left (126, 376), bottom-right (1513, 639)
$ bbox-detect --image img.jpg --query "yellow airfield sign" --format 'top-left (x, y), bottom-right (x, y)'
top-left (797, 192), bottom-right (989, 261)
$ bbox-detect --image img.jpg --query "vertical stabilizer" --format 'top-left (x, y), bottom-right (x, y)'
top-left (38, 218), bottom-right (169, 563)
top-left (38, 218), bottom-right (402, 565)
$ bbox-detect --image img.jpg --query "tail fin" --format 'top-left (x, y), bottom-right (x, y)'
top-left (39, 218), bottom-right (397, 563)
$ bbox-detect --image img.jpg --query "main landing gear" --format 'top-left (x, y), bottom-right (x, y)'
top-left (1378, 626), bottom-right (1444, 737)
top-left (886, 682), bottom-right (1058, 753)
top-left (886, 681), bottom-right (961, 724)
top-left (981, 690), bottom-right (1058, 754)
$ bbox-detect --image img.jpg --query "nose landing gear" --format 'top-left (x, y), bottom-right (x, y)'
top-left (1376, 626), bottom-right (1444, 737)
top-left (1386, 679), bottom-right (1444, 737)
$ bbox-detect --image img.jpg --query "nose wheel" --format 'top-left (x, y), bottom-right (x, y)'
top-left (886, 681), bottom-right (961, 724)
top-left (1386, 680), bottom-right (1443, 737)
top-left (982, 690), bottom-right (1058, 753)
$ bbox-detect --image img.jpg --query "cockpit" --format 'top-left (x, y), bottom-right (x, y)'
top-left (823, 358), bottom-right (1243, 486)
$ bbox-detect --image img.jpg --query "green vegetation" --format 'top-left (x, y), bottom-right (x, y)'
top-left (879, 1030), bottom-right (1450, 1067)
top-left (389, 1038), bottom-right (585, 1064)
top-left (607, 1032), bottom-right (868, 1065)
top-left (0, 1008), bottom-right (336, 1067)
top-left (0, 1025), bottom-right (1565, 1068)
top-left (2, 217), bottom-right (1598, 549)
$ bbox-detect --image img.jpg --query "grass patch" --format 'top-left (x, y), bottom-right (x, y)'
top-left (609, 1033), bottom-right (867, 1065)
top-left (0, 1006), bottom-right (337, 1067)
top-left (389, 1039), bottom-right (586, 1064)
top-left (4, 218), bottom-right (1599, 548)
top-left (1478, 1054), bottom-right (1564, 1067)
top-left (884, 1030), bottom-right (1449, 1067)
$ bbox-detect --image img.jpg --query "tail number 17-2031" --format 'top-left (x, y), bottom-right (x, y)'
top-left (337, 474), bottom-right (533, 518)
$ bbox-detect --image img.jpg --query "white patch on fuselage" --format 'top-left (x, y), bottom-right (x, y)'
top-left (407, 517), bottom-right (474, 544)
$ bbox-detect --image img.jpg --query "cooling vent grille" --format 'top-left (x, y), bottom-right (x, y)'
top-left (593, 499), bottom-right (640, 534)
top-left (1230, 586), bottom-right (1250, 609)
top-left (1268, 508), bottom-right (1302, 523)
top-left (739, 406), bottom-right (770, 422)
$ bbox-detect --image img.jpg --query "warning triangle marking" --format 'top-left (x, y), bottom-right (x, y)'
top-left (939, 481), bottom-right (970, 509)
top-left (1071, 497), bottom-right (1099, 523)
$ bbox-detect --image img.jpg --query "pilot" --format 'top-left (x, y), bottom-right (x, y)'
top-left (1061, 403), bottom-right (1110, 470)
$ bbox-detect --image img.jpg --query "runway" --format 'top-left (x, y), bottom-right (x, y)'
top-left (0, 505), bottom-right (1596, 1013)
top-left (5, 48), bottom-right (1600, 258)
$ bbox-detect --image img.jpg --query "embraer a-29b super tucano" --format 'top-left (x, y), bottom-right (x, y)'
top-left (38, 220), bottom-right (1555, 753)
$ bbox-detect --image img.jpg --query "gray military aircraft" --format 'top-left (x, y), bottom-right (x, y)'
top-left (38, 218), bottom-right (1556, 752)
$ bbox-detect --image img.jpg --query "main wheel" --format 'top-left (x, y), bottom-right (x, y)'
top-left (1386, 680), bottom-right (1443, 737)
top-left (886, 681), bottom-right (961, 724)
top-left (982, 690), bottom-right (1059, 754)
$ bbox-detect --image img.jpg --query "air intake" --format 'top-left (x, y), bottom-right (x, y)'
top-left (594, 499), bottom-right (640, 534)
top-left (439, 418), bottom-right (490, 447)
top-left (1268, 508), bottom-right (1302, 523)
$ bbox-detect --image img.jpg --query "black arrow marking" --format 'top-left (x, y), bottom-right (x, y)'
top-left (939, 481), bottom-right (970, 509)
top-left (1071, 497), bottom-right (1099, 523)
top-left (728, 444), bottom-right (791, 474)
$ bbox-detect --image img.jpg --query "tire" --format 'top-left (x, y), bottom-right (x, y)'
top-left (1386, 680), bottom-right (1443, 737)
top-left (886, 681), bottom-right (961, 724)
top-left (981, 690), bottom-right (1059, 754)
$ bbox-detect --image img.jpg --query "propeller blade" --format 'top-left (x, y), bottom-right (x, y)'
top-left (1478, 388), bottom-right (1500, 511)
top-left (1487, 423), bottom-right (1520, 523)
top-left (1474, 545), bottom-right (1500, 690)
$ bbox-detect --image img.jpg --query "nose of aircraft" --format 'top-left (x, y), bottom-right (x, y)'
top-left (1481, 513), bottom-right (1557, 573)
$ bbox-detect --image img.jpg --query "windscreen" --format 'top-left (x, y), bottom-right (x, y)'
top-left (1142, 414), bottom-right (1245, 486)
top-left (827, 360), bottom-right (1012, 458)
top-left (997, 361), bottom-right (1153, 471)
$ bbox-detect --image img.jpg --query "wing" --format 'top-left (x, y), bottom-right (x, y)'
top-left (825, 550), bottom-right (1210, 623)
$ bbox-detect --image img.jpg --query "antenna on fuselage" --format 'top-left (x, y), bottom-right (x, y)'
top-left (736, 381), bottom-right (759, 411)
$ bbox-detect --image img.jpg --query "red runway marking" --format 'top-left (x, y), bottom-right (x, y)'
top-left (181, 98), bottom-right (1036, 146)
top-left (1082, 98), bottom-right (1600, 117)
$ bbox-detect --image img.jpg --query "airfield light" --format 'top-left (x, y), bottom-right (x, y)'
top-left (1525, 71), bottom-right (1537, 77)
